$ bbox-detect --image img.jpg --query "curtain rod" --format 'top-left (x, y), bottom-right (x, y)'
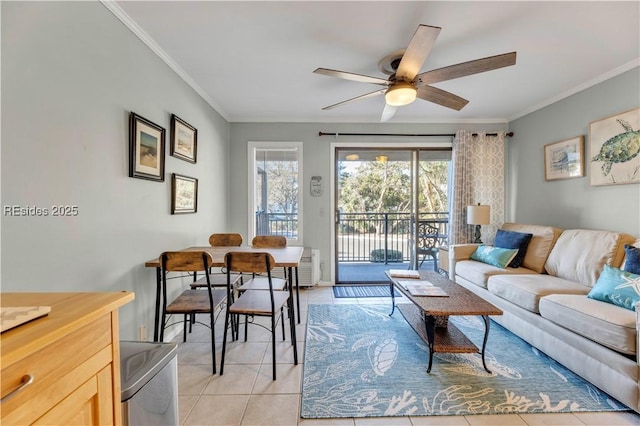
top-left (318, 131), bottom-right (513, 138)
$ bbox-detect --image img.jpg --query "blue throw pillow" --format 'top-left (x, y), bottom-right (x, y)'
top-left (470, 245), bottom-right (519, 269)
top-left (588, 265), bottom-right (640, 311)
top-left (494, 229), bottom-right (533, 268)
top-left (623, 244), bottom-right (640, 275)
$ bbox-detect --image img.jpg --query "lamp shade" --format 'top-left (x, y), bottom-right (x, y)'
top-left (467, 204), bottom-right (490, 225)
top-left (385, 83), bottom-right (417, 106)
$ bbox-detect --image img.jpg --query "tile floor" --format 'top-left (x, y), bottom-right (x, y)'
top-left (174, 286), bottom-right (640, 426)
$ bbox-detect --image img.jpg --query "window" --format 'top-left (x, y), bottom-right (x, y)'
top-left (248, 142), bottom-right (303, 245)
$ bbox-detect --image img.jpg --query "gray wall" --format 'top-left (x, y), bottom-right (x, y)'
top-left (508, 67), bottom-right (640, 235)
top-left (1, 2), bottom-right (230, 340)
top-left (229, 122), bottom-right (508, 281)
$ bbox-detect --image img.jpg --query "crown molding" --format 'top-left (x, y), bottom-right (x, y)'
top-left (509, 58), bottom-right (640, 121)
top-left (100, 1), bottom-right (230, 121)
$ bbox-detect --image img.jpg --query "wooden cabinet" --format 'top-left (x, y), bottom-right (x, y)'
top-left (1, 292), bottom-right (134, 425)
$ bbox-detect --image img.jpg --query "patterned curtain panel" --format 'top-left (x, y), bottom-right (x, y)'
top-left (450, 130), bottom-right (505, 245)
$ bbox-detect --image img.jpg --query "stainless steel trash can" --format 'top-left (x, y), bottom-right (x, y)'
top-left (120, 341), bottom-right (178, 426)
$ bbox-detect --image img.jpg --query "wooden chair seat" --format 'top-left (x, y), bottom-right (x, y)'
top-left (229, 290), bottom-right (290, 316)
top-left (166, 289), bottom-right (227, 314)
top-left (237, 276), bottom-right (287, 292)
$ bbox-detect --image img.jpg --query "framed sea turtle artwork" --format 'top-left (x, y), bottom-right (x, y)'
top-left (589, 107), bottom-right (640, 186)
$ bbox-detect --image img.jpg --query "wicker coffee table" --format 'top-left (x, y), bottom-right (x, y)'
top-left (386, 270), bottom-right (502, 373)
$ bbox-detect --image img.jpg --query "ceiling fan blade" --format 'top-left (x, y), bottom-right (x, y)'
top-left (314, 68), bottom-right (389, 85)
top-left (395, 24), bottom-right (441, 82)
top-left (321, 89), bottom-right (386, 110)
top-left (417, 85), bottom-right (469, 111)
top-left (416, 52), bottom-right (517, 86)
top-left (380, 104), bottom-right (398, 122)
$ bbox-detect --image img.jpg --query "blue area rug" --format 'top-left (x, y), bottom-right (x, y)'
top-left (301, 304), bottom-right (628, 418)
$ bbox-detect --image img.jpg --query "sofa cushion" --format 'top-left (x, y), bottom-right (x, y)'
top-left (587, 265), bottom-right (640, 311)
top-left (545, 229), bottom-right (631, 286)
top-left (539, 294), bottom-right (636, 355)
top-left (455, 260), bottom-right (537, 289)
top-left (623, 243), bottom-right (640, 274)
top-left (494, 229), bottom-right (533, 268)
top-left (501, 223), bottom-right (562, 273)
top-left (470, 245), bottom-right (518, 268)
top-left (487, 274), bottom-right (590, 313)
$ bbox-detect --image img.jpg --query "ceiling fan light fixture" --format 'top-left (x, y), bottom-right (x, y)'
top-left (385, 82), bottom-right (417, 106)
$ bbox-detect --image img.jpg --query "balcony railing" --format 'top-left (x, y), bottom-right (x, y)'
top-left (337, 212), bottom-right (448, 263)
top-left (256, 211), bottom-right (449, 264)
top-left (256, 211), bottom-right (298, 238)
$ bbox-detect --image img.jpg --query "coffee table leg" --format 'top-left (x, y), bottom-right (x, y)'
top-left (481, 315), bottom-right (492, 373)
top-left (389, 282), bottom-right (395, 316)
top-left (424, 314), bottom-right (436, 373)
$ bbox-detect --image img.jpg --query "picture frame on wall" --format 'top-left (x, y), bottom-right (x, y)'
top-left (171, 173), bottom-right (198, 214)
top-left (589, 107), bottom-right (640, 186)
top-left (170, 114), bottom-right (197, 163)
top-left (129, 112), bottom-right (165, 181)
top-left (543, 136), bottom-right (585, 181)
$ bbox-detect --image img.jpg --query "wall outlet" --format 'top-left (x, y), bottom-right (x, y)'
top-left (138, 325), bottom-right (147, 341)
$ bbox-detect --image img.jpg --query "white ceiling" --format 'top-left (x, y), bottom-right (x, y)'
top-left (110, 1), bottom-right (639, 124)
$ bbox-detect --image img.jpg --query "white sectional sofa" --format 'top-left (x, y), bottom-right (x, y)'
top-left (448, 223), bottom-right (640, 413)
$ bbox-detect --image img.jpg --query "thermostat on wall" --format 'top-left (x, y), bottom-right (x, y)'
top-left (310, 176), bottom-right (322, 196)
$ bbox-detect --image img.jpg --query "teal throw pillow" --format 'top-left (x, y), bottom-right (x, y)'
top-left (587, 265), bottom-right (640, 311)
top-left (470, 245), bottom-right (519, 269)
top-left (623, 244), bottom-right (640, 275)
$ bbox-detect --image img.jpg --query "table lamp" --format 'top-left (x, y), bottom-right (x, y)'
top-left (467, 204), bottom-right (490, 243)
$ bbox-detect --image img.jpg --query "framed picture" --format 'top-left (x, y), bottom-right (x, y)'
top-left (170, 114), bottom-right (197, 163)
top-left (171, 173), bottom-right (198, 214)
top-left (589, 107), bottom-right (640, 186)
top-left (129, 112), bottom-right (165, 181)
top-left (543, 136), bottom-right (585, 181)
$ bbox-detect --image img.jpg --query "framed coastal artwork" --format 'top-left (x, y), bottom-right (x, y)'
top-left (544, 136), bottom-right (584, 181)
top-left (589, 107), bottom-right (640, 186)
top-left (170, 114), bottom-right (197, 163)
top-left (171, 173), bottom-right (198, 214)
top-left (129, 112), bottom-right (165, 181)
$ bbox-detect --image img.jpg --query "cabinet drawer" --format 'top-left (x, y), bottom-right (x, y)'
top-left (1, 314), bottom-right (113, 424)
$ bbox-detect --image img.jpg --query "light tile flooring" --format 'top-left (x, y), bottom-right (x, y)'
top-left (175, 286), bottom-right (640, 426)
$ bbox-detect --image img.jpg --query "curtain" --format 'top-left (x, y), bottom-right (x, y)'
top-left (449, 130), bottom-right (505, 245)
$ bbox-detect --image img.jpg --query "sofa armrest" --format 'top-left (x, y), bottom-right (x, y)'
top-left (448, 243), bottom-right (480, 279)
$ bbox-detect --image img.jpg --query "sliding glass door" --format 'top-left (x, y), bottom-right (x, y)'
top-left (335, 147), bottom-right (450, 284)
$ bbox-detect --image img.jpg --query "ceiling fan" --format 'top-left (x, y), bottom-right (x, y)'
top-left (313, 24), bottom-right (517, 122)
